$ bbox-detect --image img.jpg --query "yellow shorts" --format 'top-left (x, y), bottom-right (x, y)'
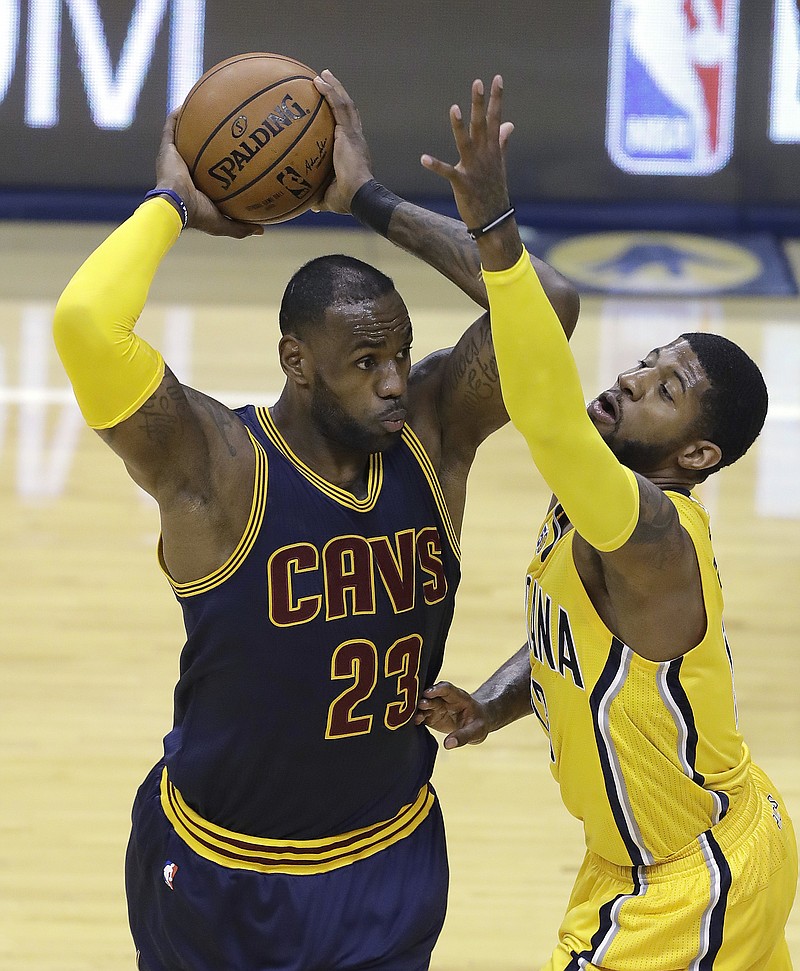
top-left (544, 764), bottom-right (797, 971)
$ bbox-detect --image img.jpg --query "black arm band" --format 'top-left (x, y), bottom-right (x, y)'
top-left (349, 180), bottom-right (402, 238)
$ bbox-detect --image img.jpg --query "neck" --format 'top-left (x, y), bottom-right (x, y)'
top-left (270, 395), bottom-right (372, 498)
top-left (645, 471), bottom-right (696, 493)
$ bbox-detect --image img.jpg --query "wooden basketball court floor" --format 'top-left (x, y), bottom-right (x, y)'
top-left (0, 218), bottom-right (798, 970)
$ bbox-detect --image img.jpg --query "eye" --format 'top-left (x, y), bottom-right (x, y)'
top-left (356, 356), bottom-right (375, 371)
top-left (659, 383), bottom-right (674, 402)
top-left (397, 346), bottom-right (412, 361)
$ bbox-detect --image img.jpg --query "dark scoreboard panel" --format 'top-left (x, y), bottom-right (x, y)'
top-left (1, 0), bottom-right (800, 214)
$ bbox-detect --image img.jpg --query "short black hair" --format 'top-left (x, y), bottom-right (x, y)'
top-left (279, 255), bottom-right (395, 337)
top-left (680, 332), bottom-right (768, 475)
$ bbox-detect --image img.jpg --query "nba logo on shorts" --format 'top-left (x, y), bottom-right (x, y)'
top-left (606, 0), bottom-right (740, 175)
top-left (163, 861), bottom-right (178, 890)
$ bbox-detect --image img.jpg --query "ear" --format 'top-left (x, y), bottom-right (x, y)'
top-left (677, 439), bottom-right (723, 474)
top-left (279, 334), bottom-right (311, 386)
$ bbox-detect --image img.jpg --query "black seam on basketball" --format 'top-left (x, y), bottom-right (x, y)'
top-left (181, 54), bottom-right (312, 107)
top-left (175, 55), bottom-right (290, 155)
top-left (187, 75), bottom-right (316, 177)
top-left (209, 96), bottom-right (328, 204)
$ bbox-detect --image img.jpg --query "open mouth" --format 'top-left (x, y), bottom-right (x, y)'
top-left (588, 392), bottom-right (619, 424)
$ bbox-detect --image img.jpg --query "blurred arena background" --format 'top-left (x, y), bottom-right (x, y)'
top-left (1, 1), bottom-right (798, 968)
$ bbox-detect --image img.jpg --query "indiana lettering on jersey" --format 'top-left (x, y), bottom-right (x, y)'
top-left (207, 94), bottom-right (310, 191)
top-left (526, 577), bottom-right (585, 689)
top-left (268, 527), bottom-right (447, 627)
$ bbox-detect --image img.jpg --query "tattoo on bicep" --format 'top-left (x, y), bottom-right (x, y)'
top-left (135, 383), bottom-right (188, 449)
top-left (630, 491), bottom-right (677, 547)
top-left (183, 387), bottom-right (239, 456)
top-left (446, 321), bottom-right (500, 409)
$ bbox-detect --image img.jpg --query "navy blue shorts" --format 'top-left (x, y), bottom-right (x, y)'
top-left (125, 763), bottom-right (449, 971)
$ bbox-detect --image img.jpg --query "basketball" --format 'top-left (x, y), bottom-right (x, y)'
top-left (174, 52), bottom-right (335, 224)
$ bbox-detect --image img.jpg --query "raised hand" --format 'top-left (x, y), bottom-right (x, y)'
top-left (421, 76), bottom-right (511, 231)
top-left (312, 70), bottom-right (375, 213)
top-left (154, 110), bottom-right (263, 239)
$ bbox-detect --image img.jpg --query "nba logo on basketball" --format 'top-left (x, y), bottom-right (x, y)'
top-left (606, 0), bottom-right (739, 175)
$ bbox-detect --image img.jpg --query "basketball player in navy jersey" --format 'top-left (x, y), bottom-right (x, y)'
top-left (412, 77), bottom-right (798, 969)
top-left (52, 84), bottom-right (578, 969)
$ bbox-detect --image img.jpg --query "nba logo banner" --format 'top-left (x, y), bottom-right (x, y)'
top-left (606, 0), bottom-right (739, 175)
top-left (770, 0), bottom-right (800, 142)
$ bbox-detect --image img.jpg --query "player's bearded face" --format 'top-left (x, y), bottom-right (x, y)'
top-left (600, 409), bottom-right (696, 475)
top-left (309, 371), bottom-right (397, 453)
top-left (306, 295), bottom-right (412, 454)
top-left (590, 340), bottom-right (710, 475)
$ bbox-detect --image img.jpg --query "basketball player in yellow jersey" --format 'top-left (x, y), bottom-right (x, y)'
top-left (415, 77), bottom-right (798, 970)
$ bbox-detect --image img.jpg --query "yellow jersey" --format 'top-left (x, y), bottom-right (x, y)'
top-left (525, 489), bottom-right (750, 867)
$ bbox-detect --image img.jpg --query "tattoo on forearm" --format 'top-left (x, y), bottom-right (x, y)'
top-left (391, 207), bottom-right (485, 304)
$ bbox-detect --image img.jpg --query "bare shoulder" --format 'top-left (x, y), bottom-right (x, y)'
top-left (405, 348), bottom-right (451, 467)
top-left (168, 383), bottom-right (254, 510)
top-left (98, 367), bottom-right (252, 502)
top-left (406, 335), bottom-right (502, 539)
top-left (600, 476), bottom-right (694, 577)
top-left (628, 476), bottom-right (685, 550)
top-left (181, 385), bottom-right (252, 458)
top-left (94, 369), bottom-right (256, 582)
top-left (578, 477), bottom-right (706, 660)
top-left (407, 312), bottom-right (508, 463)
top-left (437, 312), bottom-right (503, 430)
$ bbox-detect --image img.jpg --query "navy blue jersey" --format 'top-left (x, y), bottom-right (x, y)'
top-left (157, 405), bottom-right (461, 840)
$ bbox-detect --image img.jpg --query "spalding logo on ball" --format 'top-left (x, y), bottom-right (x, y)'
top-left (175, 52), bottom-right (335, 224)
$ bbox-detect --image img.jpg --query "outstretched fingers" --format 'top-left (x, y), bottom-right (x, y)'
top-left (421, 73), bottom-right (512, 231)
top-left (421, 76), bottom-right (506, 176)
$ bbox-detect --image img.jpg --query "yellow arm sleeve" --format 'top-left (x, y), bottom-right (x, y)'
top-left (53, 196), bottom-right (182, 429)
top-left (483, 248), bottom-right (639, 552)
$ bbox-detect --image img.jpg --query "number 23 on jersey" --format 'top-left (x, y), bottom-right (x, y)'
top-left (326, 634), bottom-right (423, 738)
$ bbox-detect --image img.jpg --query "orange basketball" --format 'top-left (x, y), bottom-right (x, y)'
top-left (175, 52), bottom-right (335, 224)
